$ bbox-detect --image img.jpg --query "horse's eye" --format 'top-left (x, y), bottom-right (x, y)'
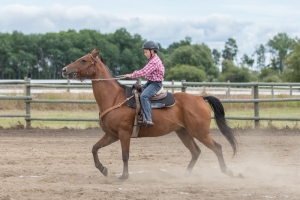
top-left (82, 59), bottom-right (87, 63)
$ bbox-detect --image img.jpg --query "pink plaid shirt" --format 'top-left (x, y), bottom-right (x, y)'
top-left (130, 54), bottom-right (164, 81)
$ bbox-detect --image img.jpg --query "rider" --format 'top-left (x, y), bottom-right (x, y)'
top-left (125, 41), bottom-right (164, 126)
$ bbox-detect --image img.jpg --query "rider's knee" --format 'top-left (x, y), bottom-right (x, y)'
top-left (140, 93), bottom-right (148, 100)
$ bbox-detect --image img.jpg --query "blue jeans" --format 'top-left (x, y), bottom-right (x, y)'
top-left (140, 81), bottom-right (163, 121)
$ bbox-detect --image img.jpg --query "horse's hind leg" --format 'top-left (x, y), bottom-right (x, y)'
top-left (92, 132), bottom-right (119, 177)
top-left (195, 133), bottom-right (233, 177)
top-left (175, 128), bottom-right (201, 174)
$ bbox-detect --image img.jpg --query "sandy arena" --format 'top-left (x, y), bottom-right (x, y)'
top-left (0, 128), bottom-right (299, 200)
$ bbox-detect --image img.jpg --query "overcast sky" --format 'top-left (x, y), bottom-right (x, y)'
top-left (0, 0), bottom-right (299, 59)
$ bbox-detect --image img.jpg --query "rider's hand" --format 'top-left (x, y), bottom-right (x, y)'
top-left (124, 74), bottom-right (131, 78)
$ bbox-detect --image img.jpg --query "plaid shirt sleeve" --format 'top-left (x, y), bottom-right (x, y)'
top-left (130, 57), bottom-right (158, 79)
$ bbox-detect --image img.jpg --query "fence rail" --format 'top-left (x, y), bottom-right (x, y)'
top-left (1, 79), bottom-right (300, 129)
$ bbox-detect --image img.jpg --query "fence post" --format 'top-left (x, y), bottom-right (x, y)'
top-left (271, 86), bottom-right (274, 99)
top-left (290, 86), bottom-right (292, 96)
top-left (181, 80), bottom-right (186, 92)
top-left (227, 80), bottom-right (230, 99)
top-left (254, 84), bottom-right (259, 128)
top-left (202, 81), bottom-right (206, 94)
top-left (172, 80), bottom-right (174, 93)
top-left (25, 77), bottom-right (31, 129)
top-left (67, 79), bottom-right (70, 93)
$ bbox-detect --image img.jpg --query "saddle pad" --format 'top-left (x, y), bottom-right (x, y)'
top-left (125, 86), bottom-right (175, 109)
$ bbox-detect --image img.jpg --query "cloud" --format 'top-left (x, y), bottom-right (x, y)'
top-left (0, 4), bottom-right (299, 58)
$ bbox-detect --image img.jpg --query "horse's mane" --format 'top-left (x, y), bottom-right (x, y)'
top-left (100, 56), bottom-right (126, 90)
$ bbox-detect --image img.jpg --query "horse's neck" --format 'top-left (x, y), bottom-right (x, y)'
top-left (91, 62), bottom-right (125, 113)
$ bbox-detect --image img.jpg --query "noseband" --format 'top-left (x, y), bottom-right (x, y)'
top-left (73, 54), bottom-right (97, 79)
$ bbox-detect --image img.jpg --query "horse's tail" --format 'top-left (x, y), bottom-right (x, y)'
top-left (203, 96), bottom-right (237, 156)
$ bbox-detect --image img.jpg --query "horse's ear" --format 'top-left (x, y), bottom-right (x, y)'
top-left (91, 49), bottom-right (100, 57)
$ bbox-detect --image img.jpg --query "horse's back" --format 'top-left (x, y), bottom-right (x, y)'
top-left (173, 92), bottom-right (208, 107)
top-left (173, 92), bottom-right (211, 118)
top-left (137, 92), bottom-right (211, 137)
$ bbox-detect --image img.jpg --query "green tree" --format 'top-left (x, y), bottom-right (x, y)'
top-left (241, 54), bottom-right (254, 69)
top-left (259, 68), bottom-right (281, 82)
top-left (0, 33), bottom-right (13, 78)
top-left (157, 52), bottom-right (171, 71)
top-left (0, 31), bottom-right (40, 79)
top-left (211, 49), bottom-right (221, 66)
top-left (282, 39), bottom-right (300, 82)
top-left (222, 38), bottom-right (238, 61)
top-left (219, 60), bottom-right (251, 82)
top-left (170, 45), bottom-right (199, 66)
top-left (165, 64), bottom-right (206, 82)
top-left (108, 28), bottom-right (146, 75)
top-left (40, 32), bottom-right (67, 79)
top-left (254, 44), bottom-right (266, 71)
top-left (170, 44), bottom-right (219, 79)
top-left (267, 33), bottom-right (293, 73)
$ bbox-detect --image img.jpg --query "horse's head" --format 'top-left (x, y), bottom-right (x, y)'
top-left (62, 49), bottom-right (100, 80)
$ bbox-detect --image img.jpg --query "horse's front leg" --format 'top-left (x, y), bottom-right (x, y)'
top-left (92, 132), bottom-right (119, 177)
top-left (117, 130), bottom-right (131, 181)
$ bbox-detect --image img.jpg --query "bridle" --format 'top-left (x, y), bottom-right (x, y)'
top-left (72, 54), bottom-right (97, 80)
top-left (72, 53), bottom-right (126, 81)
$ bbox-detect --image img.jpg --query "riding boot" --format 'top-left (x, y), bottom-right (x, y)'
top-left (138, 111), bottom-right (147, 126)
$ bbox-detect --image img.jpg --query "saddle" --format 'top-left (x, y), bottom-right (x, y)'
top-left (125, 84), bottom-right (175, 109)
top-left (125, 82), bottom-right (175, 138)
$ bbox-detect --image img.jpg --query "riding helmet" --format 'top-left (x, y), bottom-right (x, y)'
top-left (142, 41), bottom-right (159, 53)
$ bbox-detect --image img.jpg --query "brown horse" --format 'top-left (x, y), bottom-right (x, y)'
top-left (62, 49), bottom-right (238, 181)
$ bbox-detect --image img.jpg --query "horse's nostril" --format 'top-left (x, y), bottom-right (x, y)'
top-left (62, 68), bottom-right (66, 72)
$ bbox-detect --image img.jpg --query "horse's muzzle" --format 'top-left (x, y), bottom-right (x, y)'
top-left (62, 67), bottom-right (74, 78)
top-left (62, 67), bottom-right (67, 77)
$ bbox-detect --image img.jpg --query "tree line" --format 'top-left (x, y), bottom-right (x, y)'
top-left (0, 28), bottom-right (299, 82)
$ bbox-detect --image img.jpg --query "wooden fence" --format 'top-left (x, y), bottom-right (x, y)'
top-left (1, 79), bottom-right (300, 129)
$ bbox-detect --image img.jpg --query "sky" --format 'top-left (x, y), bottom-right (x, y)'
top-left (0, 0), bottom-right (299, 60)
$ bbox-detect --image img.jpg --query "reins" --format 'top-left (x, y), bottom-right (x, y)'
top-left (80, 54), bottom-right (133, 120)
top-left (69, 53), bottom-right (125, 81)
top-left (99, 95), bottom-right (134, 120)
top-left (90, 75), bottom-right (126, 81)
top-left (81, 54), bottom-right (127, 81)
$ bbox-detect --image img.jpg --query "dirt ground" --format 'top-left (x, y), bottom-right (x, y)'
top-left (0, 128), bottom-right (299, 200)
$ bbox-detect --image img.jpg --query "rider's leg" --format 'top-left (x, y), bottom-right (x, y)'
top-left (140, 81), bottom-right (162, 123)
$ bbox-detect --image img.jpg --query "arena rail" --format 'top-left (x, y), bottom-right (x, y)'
top-left (1, 79), bottom-right (300, 129)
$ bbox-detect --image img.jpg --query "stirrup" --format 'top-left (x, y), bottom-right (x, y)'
top-left (138, 121), bottom-right (145, 126)
top-left (138, 120), bottom-right (154, 127)
top-left (146, 121), bottom-right (154, 126)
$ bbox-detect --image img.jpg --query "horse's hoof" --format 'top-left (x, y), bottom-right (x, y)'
top-left (115, 178), bottom-right (126, 182)
top-left (225, 169), bottom-right (234, 178)
top-left (116, 175), bottom-right (128, 182)
top-left (183, 170), bottom-right (191, 176)
top-left (100, 166), bottom-right (108, 177)
top-left (236, 173), bottom-right (244, 179)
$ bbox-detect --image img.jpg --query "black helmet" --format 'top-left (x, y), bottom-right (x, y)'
top-left (142, 41), bottom-right (159, 53)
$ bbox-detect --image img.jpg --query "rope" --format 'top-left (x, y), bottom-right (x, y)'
top-left (90, 75), bottom-right (126, 81)
top-left (99, 95), bottom-right (134, 119)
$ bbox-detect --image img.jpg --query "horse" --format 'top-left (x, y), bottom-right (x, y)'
top-left (62, 49), bottom-right (238, 181)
